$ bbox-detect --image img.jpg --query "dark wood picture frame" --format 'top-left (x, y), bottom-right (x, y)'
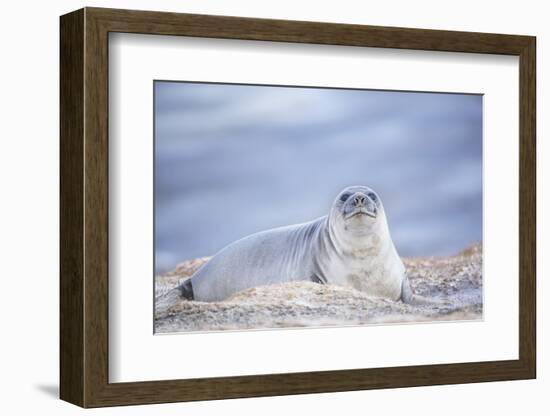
top-left (60, 7), bottom-right (536, 408)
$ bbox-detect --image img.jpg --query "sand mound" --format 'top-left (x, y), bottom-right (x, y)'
top-left (154, 243), bottom-right (482, 333)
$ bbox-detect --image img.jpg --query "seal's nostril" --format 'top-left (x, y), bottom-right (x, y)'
top-left (354, 194), bottom-right (366, 206)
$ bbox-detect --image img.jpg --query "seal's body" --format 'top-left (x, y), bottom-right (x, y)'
top-left (179, 185), bottom-right (413, 303)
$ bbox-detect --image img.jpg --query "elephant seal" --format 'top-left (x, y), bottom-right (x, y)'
top-left (177, 185), bottom-right (415, 303)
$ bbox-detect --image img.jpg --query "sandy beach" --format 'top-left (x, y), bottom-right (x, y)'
top-left (154, 242), bottom-right (482, 333)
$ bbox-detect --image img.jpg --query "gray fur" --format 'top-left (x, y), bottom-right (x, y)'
top-left (178, 185), bottom-right (413, 302)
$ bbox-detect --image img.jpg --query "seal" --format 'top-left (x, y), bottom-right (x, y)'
top-left (177, 185), bottom-right (416, 303)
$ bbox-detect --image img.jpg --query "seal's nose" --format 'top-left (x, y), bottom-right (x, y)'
top-left (353, 194), bottom-right (366, 206)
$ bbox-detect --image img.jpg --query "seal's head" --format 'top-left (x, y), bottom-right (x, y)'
top-left (329, 185), bottom-right (384, 237)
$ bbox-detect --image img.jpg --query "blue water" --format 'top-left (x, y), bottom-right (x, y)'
top-left (154, 82), bottom-right (482, 274)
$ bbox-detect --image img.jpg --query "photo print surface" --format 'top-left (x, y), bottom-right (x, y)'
top-left (153, 81), bottom-right (483, 333)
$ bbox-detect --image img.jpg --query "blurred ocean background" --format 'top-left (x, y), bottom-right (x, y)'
top-left (154, 81), bottom-right (482, 275)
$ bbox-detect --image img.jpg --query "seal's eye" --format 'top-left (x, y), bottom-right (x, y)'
top-left (339, 193), bottom-right (351, 202)
top-left (368, 192), bottom-right (377, 202)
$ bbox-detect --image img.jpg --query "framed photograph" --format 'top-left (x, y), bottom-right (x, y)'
top-left (60, 7), bottom-right (536, 408)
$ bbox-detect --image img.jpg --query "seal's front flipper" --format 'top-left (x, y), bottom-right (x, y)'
top-left (400, 275), bottom-right (431, 305)
top-left (399, 275), bottom-right (415, 304)
top-left (399, 275), bottom-right (442, 306)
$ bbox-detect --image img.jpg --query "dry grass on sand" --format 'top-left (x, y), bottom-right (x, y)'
top-left (154, 243), bottom-right (482, 333)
